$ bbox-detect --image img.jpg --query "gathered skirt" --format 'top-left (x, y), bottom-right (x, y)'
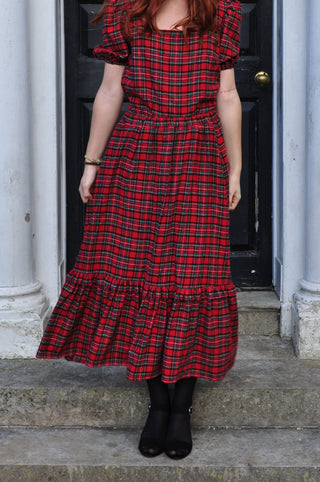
top-left (36, 103), bottom-right (239, 383)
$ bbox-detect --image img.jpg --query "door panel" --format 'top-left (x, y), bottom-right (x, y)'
top-left (230, 1), bottom-right (273, 286)
top-left (65, 0), bottom-right (273, 287)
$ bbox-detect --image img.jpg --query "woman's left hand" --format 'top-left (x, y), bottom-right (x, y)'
top-left (229, 172), bottom-right (241, 210)
top-left (79, 164), bottom-right (99, 204)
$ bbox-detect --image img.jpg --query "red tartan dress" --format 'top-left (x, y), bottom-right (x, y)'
top-left (36, 0), bottom-right (242, 383)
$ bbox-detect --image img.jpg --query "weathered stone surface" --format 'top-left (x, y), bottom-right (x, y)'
top-left (238, 310), bottom-right (279, 335)
top-left (2, 467), bottom-right (320, 482)
top-left (1, 336), bottom-right (320, 429)
top-left (292, 290), bottom-right (320, 358)
top-left (237, 290), bottom-right (281, 310)
top-left (237, 291), bottom-right (280, 335)
top-left (0, 427), bottom-right (319, 481)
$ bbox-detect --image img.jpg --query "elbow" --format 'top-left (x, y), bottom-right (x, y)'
top-left (217, 89), bottom-right (240, 106)
top-left (98, 83), bottom-right (124, 101)
top-left (216, 90), bottom-right (241, 117)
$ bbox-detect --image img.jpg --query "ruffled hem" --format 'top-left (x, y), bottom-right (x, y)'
top-left (220, 59), bottom-right (238, 71)
top-left (58, 269), bottom-right (238, 299)
top-left (36, 270), bottom-right (239, 383)
top-left (36, 356), bottom-right (237, 384)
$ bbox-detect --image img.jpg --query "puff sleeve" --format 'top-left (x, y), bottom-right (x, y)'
top-left (93, 0), bottom-right (130, 65)
top-left (218, 0), bottom-right (242, 70)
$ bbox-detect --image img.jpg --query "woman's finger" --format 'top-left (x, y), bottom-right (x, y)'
top-left (79, 184), bottom-right (93, 204)
top-left (229, 189), bottom-right (241, 210)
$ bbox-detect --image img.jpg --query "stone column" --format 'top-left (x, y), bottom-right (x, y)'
top-left (292, 0), bottom-right (320, 357)
top-left (0, 1), bottom-right (49, 357)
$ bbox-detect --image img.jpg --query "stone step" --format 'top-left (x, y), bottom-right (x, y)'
top-left (237, 290), bottom-right (280, 335)
top-left (0, 427), bottom-right (319, 481)
top-left (1, 335), bottom-right (320, 430)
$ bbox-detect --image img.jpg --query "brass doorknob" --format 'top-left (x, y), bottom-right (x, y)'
top-left (254, 71), bottom-right (271, 87)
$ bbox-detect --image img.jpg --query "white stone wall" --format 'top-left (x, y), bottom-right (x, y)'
top-left (29, 0), bottom-right (66, 304)
top-left (0, 0), bottom-right (65, 357)
top-left (291, 0), bottom-right (320, 357)
top-left (272, 0), bottom-right (308, 337)
top-left (273, 0), bottom-right (320, 357)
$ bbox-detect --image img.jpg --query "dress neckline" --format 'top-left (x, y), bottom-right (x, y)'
top-left (156, 28), bottom-right (184, 33)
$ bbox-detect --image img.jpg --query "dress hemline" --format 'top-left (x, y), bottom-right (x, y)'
top-left (35, 350), bottom-right (237, 384)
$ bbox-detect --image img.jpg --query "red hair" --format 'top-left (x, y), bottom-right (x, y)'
top-left (92, 0), bottom-right (219, 40)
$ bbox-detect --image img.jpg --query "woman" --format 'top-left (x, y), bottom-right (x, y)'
top-left (37, 0), bottom-right (242, 460)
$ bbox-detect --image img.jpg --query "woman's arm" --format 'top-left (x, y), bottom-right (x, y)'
top-left (79, 62), bottom-right (125, 203)
top-left (216, 68), bottom-right (242, 210)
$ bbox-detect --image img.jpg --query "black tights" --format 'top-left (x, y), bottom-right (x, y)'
top-left (138, 375), bottom-right (197, 458)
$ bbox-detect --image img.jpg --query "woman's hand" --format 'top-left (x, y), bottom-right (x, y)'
top-left (229, 171), bottom-right (241, 210)
top-left (79, 165), bottom-right (99, 203)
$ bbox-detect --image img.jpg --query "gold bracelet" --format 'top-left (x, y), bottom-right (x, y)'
top-left (84, 155), bottom-right (102, 165)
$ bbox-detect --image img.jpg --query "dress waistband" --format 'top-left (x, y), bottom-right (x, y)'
top-left (123, 102), bottom-right (219, 124)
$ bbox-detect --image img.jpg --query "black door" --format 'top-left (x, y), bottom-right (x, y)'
top-left (64, 0), bottom-right (273, 287)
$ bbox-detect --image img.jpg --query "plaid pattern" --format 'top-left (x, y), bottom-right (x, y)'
top-left (36, 0), bottom-right (242, 383)
top-left (218, 0), bottom-right (242, 70)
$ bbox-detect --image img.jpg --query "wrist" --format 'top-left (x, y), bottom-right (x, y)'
top-left (84, 163), bottom-right (100, 171)
top-left (229, 166), bottom-right (241, 177)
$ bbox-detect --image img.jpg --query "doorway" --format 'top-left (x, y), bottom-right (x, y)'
top-left (64, 0), bottom-right (273, 287)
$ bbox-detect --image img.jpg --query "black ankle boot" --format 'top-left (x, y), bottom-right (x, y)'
top-left (164, 405), bottom-right (193, 459)
top-left (164, 376), bottom-right (197, 460)
top-left (138, 375), bottom-right (171, 457)
top-left (138, 403), bottom-right (170, 457)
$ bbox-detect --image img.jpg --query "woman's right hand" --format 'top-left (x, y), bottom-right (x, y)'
top-left (79, 165), bottom-right (99, 203)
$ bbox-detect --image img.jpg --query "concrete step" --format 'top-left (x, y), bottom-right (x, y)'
top-left (237, 290), bottom-right (280, 335)
top-left (1, 335), bottom-right (320, 430)
top-left (0, 427), bottom-right (319, 481)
